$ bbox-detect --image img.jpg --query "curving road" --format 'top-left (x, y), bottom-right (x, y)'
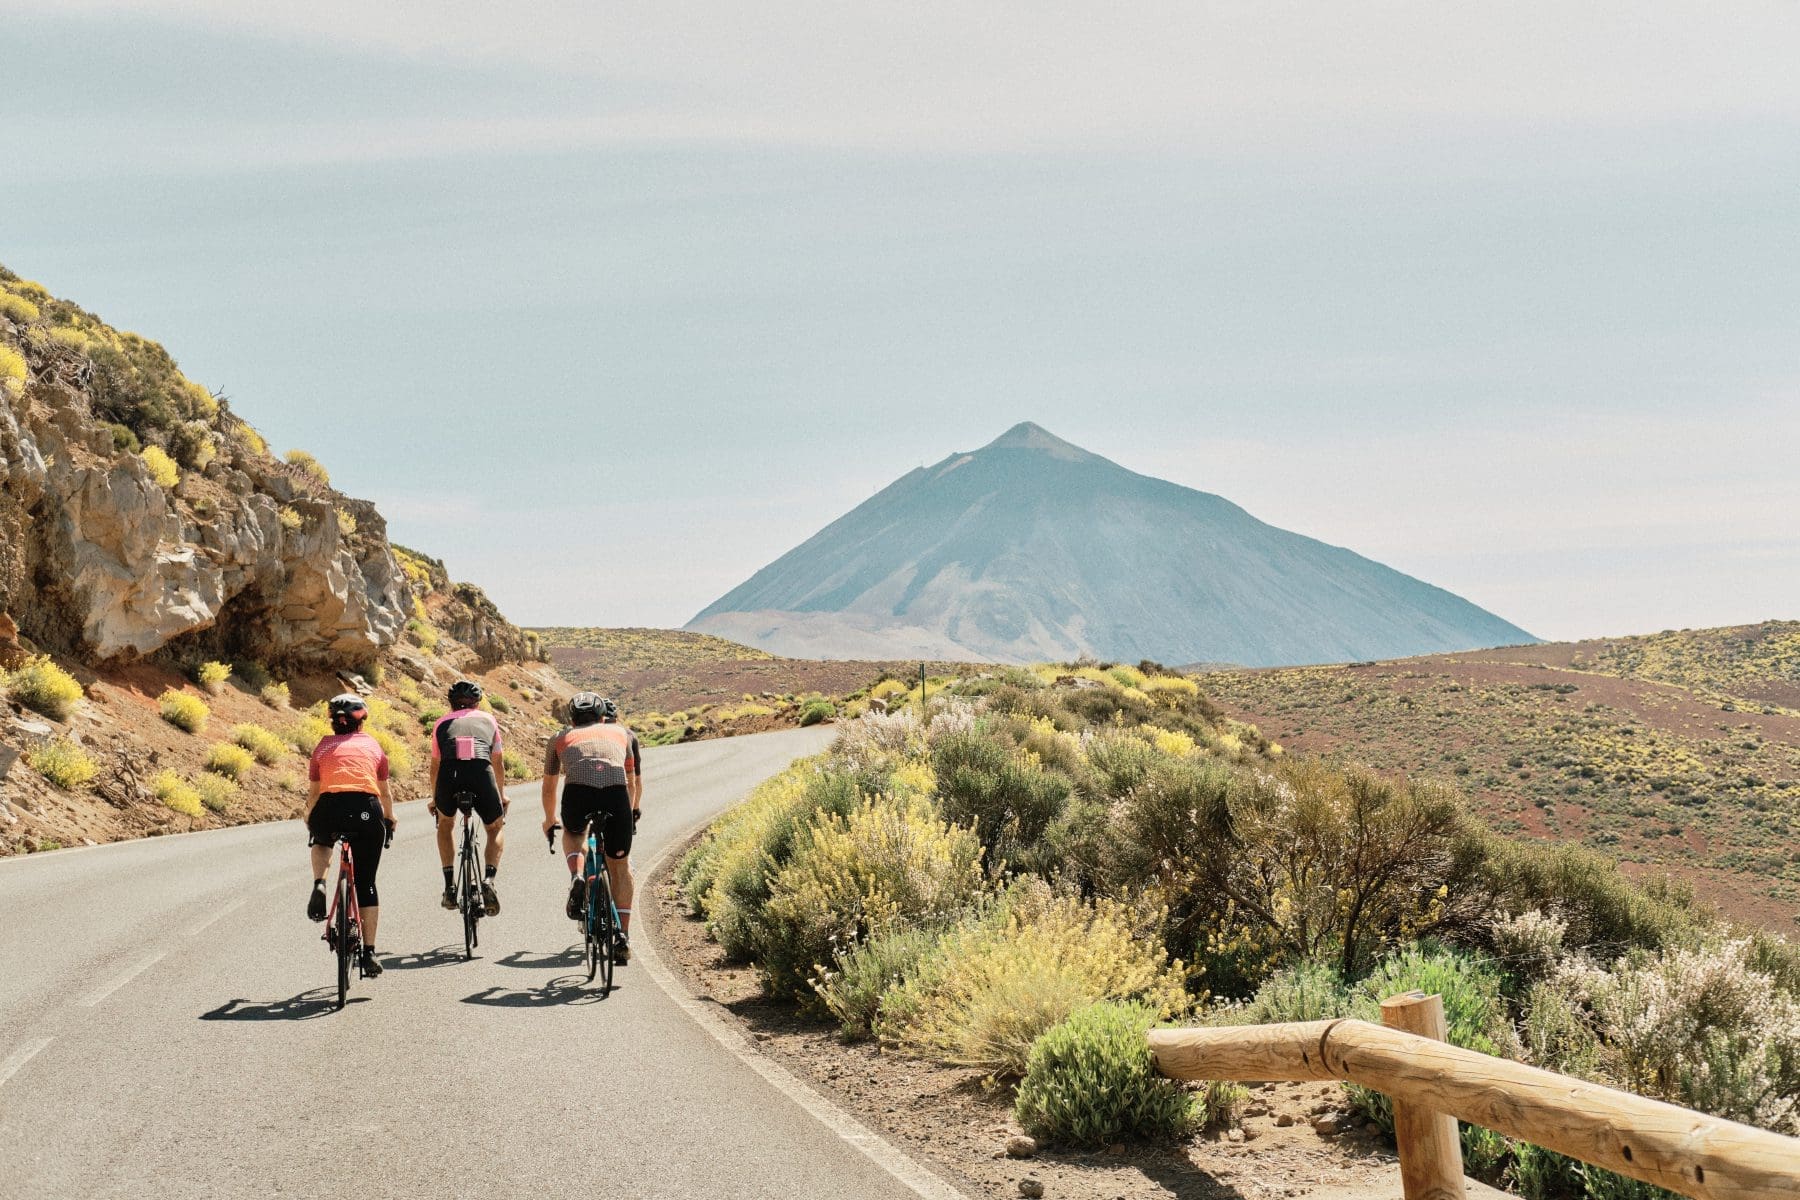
top-left (0, 726), bottom-right (949, 1200)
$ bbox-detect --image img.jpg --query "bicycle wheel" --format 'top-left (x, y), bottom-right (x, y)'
top-left (459, 829), bottom-right (478, 959)
top-left (584, 888), bottom-right (599, 984)
top-left (593, 872), bottom-right (615, 995)
top-left (334, 875), bottom-right (352, 1009)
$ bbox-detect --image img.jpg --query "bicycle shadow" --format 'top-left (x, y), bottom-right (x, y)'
top-left (460, 974), bottom-right (612, 1008)
top-left (383, 945), bottom-right (466, 971)
top-left (495, 947), bottom-right (584, 970)
top-left (200, 987), bottom-right (366, 1021)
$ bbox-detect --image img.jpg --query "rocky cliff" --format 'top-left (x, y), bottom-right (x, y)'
top-left (0, 265), bottom-right (538, 673)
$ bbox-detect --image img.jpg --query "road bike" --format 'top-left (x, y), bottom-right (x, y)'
top-left (322, 820), bottom-right (391, 1009)
top-left (449, 793), bottom-right (486, 959)
top-left (547, 820), bottom-right (619, 994)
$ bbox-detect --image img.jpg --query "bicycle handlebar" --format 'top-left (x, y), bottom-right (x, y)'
top-left (545, 823), bottom-right (561, 852)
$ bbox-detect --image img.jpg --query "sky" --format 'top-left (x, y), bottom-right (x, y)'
top-left (3, 2), bottom-right (1797, 641)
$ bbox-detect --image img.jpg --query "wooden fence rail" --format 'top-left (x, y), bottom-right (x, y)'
top-left (1148, 991), bottom-right (1800, 1200)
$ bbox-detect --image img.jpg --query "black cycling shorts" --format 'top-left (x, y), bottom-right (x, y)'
top-left (307, 792), bottom-right (384, 907)
top-left (435, 762), bottom-right (506, 825)
top-left (561, 783), bottom-right (634, 859)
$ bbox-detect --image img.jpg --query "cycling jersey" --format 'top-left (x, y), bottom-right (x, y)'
top-left (430, 708), bottom-right (503, 763)
top-left (309, 732), bottom-right (390, 794)
top-left (543, 723), bottom-right (639, 791)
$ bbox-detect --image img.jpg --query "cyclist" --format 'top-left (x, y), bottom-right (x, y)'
top-left (428, 680), bottom-right (508, 915)
top-left (305, 693), bottom-right (394, 978)
top-left (541, 692), bottom-right (642, 963)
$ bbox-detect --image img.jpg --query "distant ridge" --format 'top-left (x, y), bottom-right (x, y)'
top-left (690, 422), bottom-right (1536, 667)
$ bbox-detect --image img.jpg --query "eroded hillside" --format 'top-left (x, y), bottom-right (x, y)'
top-left (0, 266), bottom-right (566, 855)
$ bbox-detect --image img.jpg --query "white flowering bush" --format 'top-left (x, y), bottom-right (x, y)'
top-left (834, 706), bottom-right (926, 772)
top-left (1494, 908), bottom-right (1570, 992)
top-left (1562, 939), bottom-right (1800, 1133)
top-left (925, 698), bottom-right (977, 743)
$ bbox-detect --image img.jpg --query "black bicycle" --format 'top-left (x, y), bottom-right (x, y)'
top-left (450, 794), bottom-right (485, 959)
top-left (547, 820), bottom-right (619, 993)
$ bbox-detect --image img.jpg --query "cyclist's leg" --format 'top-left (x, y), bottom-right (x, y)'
top-left (350, 796), bottom-right (384, 958)
top-left (306, 797), bottom-right (337, 919)
top-left (559, 786), bottom-right (602, 919)
top-left (598, 785), bottom-right (635, 936)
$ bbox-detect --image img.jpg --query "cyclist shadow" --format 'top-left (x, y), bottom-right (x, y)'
top-left (201, 987), bottom-right (365, 1021)
top-left (461, 972), bottom-right (612, 1008)
top-left (383, 944), bottom-right (466, 971)
top-left (495, 948), bottom-right (584, 970)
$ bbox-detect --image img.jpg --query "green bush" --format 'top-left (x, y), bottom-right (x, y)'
top-left (1347, 943), bottom-right (1513, 1161)
top-left (755, 794), bottom-right (986, 998)
top-left (25, 738), bottom-right (98, 790)
top-left (3, 655), bottom-right (85, 720)
top-left (0, 291), bottom-right (39, 323)
top-left (488, 695), bottom-right (511, 714)
top-left (406, 618), bottom-right (439, 651)
top-left (107, 422), bottom-right (141, 453)
top-left (798, 698), bottom-right (835, 727)
top-left (205, 742), bottom-right (256, 780)
top-left (417, 702), bottom-right (448, 728)
top-left (158, 689), bottom-right (210, 733)
top-left (502, 749), bottom-right (530, 780)
top-left (1242, 960), bottom-right (1349, 1024)
top-left (816, 924), bottom-right (945, 1040)
top-left (232, 660), bottom-right (272, 689)
top-left (1014, 1002), bottom-right (1201, 1145)
top-left (195, 660), bottom-right (231, 693)
top-left (152, 770), bottom-right (203, 817)
top-left (931, 727), bottom-right (1070, 871)
top-left (194, 772), bottom-right (237, 813)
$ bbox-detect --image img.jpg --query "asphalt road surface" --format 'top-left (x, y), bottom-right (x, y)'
top-left (0, 725), bottom-right (942, 1200)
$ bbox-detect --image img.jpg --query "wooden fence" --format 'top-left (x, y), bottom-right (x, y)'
top-left (1148, 992), bottom-right (1800, 1200)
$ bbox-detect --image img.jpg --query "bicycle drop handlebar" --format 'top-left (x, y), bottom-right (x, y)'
top-left (545, 823), bottom-right (561, 852)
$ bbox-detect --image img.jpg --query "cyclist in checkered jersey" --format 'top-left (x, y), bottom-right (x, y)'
top-left (428, 680), bottom-right (509, 915)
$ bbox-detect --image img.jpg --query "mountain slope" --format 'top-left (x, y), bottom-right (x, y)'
top-left (690, 422), bottom-right (1534, 666)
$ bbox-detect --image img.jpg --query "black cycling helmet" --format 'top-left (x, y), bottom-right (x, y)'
top-left (569, 691), bottom-right (605, 726)
top-left (327, 692), bottom-right (369, 733)
top-left (600, 697), bottom-right (619, 721)
top-left (448, 680), bottom-right (483, 708)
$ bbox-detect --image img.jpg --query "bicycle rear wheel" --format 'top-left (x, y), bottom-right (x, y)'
top-left (459, 830), bottom-right (479, 959)
top-left (593, 873), bottom-right (615, 995)
top-left (334, 876), bottom-right (352, 1009)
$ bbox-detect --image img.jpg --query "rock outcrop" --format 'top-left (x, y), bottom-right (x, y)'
top-left (0, 265), bottom-right (537, 672)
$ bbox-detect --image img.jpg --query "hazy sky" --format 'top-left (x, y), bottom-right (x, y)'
top-left (4, 3), bottom-right (1797, 641)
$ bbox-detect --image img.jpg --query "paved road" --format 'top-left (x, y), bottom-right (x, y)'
top-left (0, 726), bottom-right (936, 1200)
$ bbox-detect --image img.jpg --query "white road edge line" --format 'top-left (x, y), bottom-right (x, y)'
top-left (80, 951), bottom-right (168, 1007)
top-left (0, 1038), bottom-right (53, 1088)
top-left (638, 820), bottom-right (970, 1200)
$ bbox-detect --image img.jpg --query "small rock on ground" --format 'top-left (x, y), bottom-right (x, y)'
top-left (1005, 1135), bottom-right (1038, 1158)
top-left (1019, 1177), bottom-right (1045, 1198)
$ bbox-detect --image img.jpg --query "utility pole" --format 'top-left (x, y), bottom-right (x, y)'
top-left (919, 662), bottom-right (927, 713)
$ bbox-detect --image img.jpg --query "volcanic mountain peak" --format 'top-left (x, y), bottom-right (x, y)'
top-left (979, 421), bottom-right (1098, 462)
top-left (691, 422), bottom-right (1536, 667)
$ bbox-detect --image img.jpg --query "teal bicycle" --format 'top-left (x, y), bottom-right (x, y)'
top-left (546, 819), bottom-right (619, 994)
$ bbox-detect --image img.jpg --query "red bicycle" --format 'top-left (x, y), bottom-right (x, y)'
top-left (322, 822), bottom-right (392, 1009)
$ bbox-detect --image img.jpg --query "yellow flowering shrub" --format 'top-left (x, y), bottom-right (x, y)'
top-left (877, 883), bottom-right (1187, 1077)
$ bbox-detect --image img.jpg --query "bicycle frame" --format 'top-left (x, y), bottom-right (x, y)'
top-left (323, 836), bottom-right (362, 950)
top-left (581, 820), bottom-right (623, 938)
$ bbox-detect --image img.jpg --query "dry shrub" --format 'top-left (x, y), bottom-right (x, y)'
top-left (756, 793), bottom-right (986, 998)
top-left (3, 655), bottom-right (84, 720)
top-left (158, 689), bottom-right (210, 733)
top-left (230, 724), bottom-right (287, 765)
top-left (877, 883), bottom-right (1186, 1077)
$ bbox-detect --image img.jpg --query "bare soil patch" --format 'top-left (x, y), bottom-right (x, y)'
top-left (647, 844), bottom-right (1459, 1200)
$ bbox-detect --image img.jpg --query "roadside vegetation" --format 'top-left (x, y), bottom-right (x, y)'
top-left (1200, 625), bottom-right (1800, 927)
top-left (678, 664), bottom-right (1800, 1198)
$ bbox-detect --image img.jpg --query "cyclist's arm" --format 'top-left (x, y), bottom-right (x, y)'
top-left (627, 766), bottom-right (642, 813)
top-left (540, 769), bottom-right (559, 833)
top-left (377, 775), bottom-right (393, 821)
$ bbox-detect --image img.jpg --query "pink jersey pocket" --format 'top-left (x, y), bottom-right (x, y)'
top-left (454, 735), bottom-right (478, 761)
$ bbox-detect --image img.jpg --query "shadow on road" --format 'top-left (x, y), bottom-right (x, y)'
top-left (200, 988), bottom-right (365, 1021)
top-left (461, 975), bottom-right (611, 1008)
top-left (383, 945), bottom-right (467, 971)
top-left (495, 947), bottom-right (584, 970)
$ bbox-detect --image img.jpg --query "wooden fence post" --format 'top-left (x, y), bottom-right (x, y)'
top-left (1381, 991), bottom-right (1466, 1200)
